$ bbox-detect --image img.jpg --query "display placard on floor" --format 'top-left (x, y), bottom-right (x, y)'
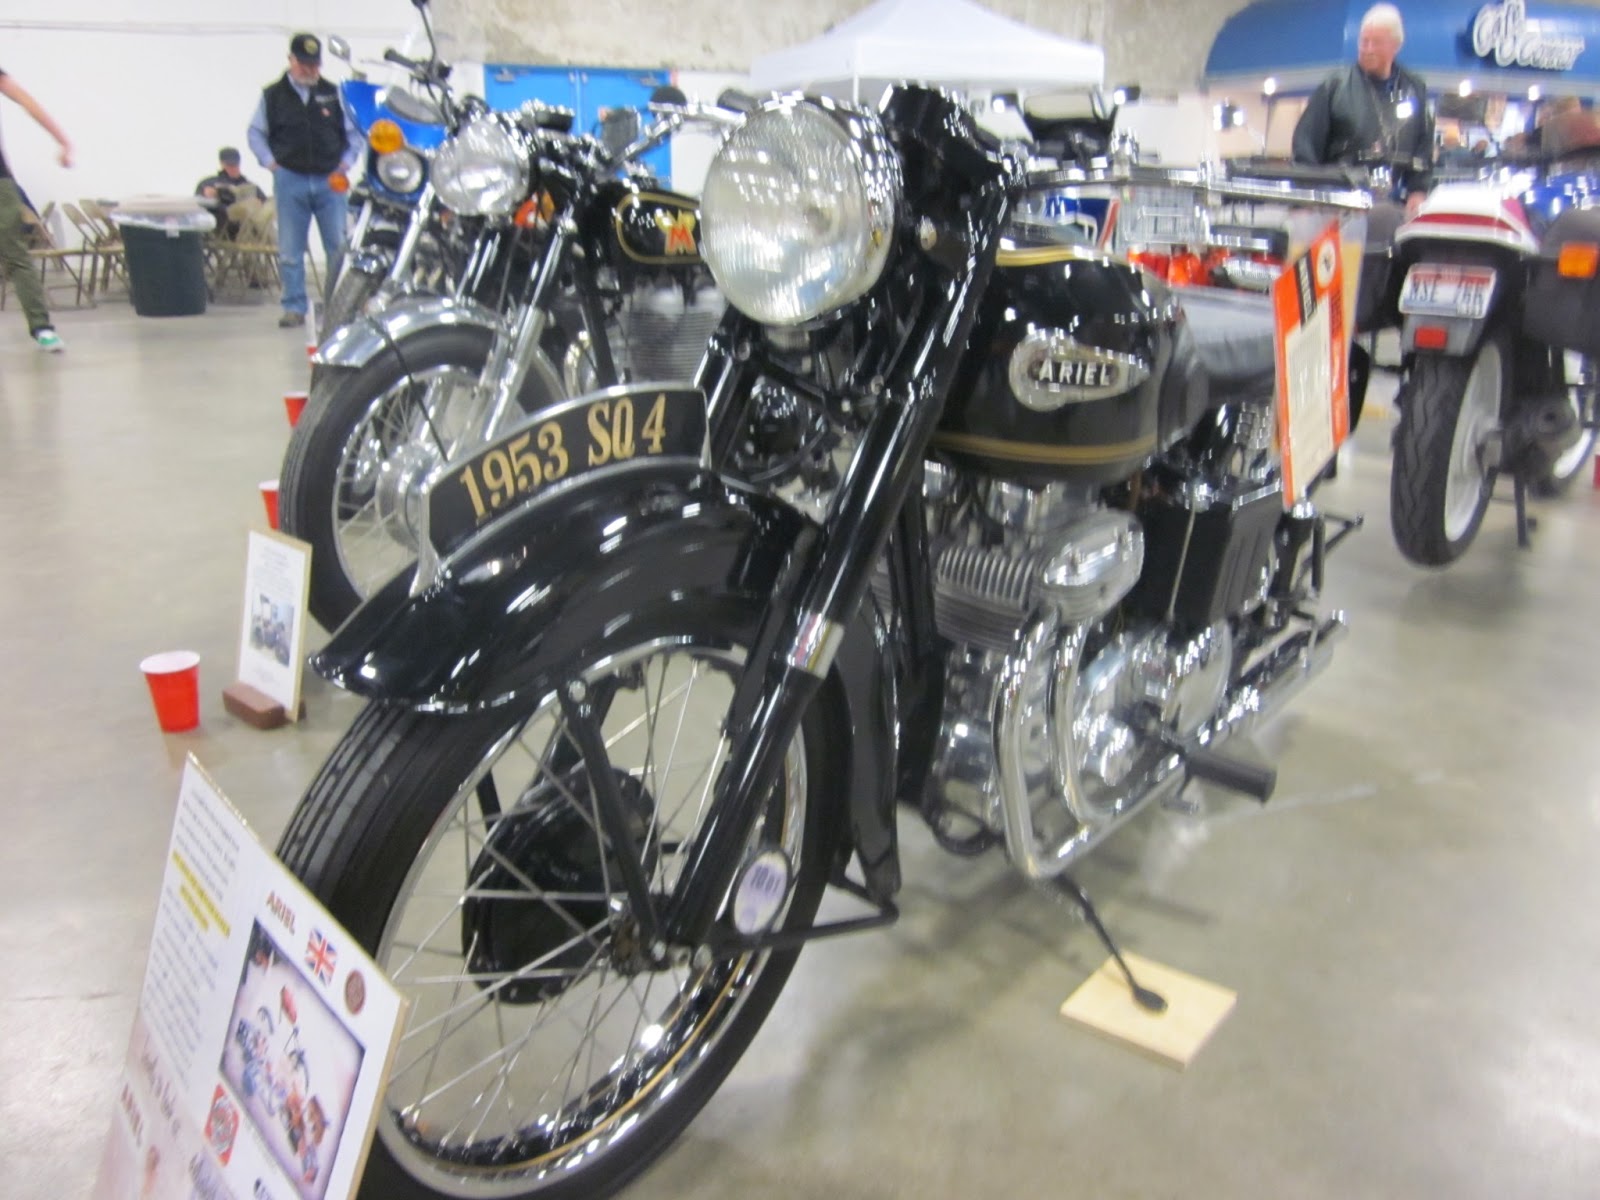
top-left (94, 757), bottom-right (405, 1200)
top-left (233, 529), bottom-right (313, 723)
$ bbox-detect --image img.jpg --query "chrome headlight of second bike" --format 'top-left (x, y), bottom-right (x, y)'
top-left (376, 148), bottom-right (426, 195)
top-left (431, 115), bottom-right (529, 217)
top-left (700, 96), bottom-right (900, 326)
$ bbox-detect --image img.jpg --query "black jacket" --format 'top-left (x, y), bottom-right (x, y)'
top-left (1292, 63), bottom-right (1435, 194)
top-left (263, 74), bottom-right (346, 177)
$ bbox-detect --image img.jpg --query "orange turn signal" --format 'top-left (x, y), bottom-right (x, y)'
top-left (368, 119), bottom-right (405, 155)
top-left (1558, 241), bottom-right (1600, 279)
top-left (328, 171), bottom-right (350, 194)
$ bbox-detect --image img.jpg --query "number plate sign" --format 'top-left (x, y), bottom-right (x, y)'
top-left (425, 384), bottom-right (707, 558)
top-left (1398, 265), bottom-right (1497, 319)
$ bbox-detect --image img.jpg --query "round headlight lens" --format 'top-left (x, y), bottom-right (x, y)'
top-left (432, 116), bottom-right (528, 217)
top-left (701, 100), bottom-right (899, 325)
top-left (376, 148), bottom-right (425, 195)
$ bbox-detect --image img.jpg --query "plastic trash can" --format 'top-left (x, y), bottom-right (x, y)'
top-left (111, 198), bottom-right (216, 318)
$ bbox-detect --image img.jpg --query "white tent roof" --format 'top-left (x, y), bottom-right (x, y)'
top-left (751, 0), bottom-right (1105, 100)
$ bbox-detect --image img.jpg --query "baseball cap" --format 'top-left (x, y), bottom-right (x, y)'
top-left (219, 147), bottom-right (241, 166)
top-left (290, 32), bottom-right (322, 66)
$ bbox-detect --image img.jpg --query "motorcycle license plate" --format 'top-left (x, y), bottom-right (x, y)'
top-left (425, 384), bottom-right (707, 558)
top-left (1399, 265), bottom-right (1497, 319)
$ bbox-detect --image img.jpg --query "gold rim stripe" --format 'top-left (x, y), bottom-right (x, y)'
top-left (931, 431), bottom-right (1157, 465)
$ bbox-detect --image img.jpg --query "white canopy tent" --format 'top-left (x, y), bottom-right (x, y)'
top-left (750, 0), bottom-right (1105, 102)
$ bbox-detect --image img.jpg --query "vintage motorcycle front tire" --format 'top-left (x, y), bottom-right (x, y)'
top-left (1390, 336), bottom-right (1507, 566)
top-left (281, 323), bottom-right (564, 630)
top-left (277, 606), bottom-right (843, 1200)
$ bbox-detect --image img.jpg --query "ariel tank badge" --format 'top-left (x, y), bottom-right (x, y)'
top-left (1008, 331), bottom-right (1150, 411)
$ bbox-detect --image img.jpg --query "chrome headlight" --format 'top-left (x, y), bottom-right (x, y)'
top-left (431, 116), bottom-right (528, 216)
top-left (376, 148), bottom-right (425, 195)
top-left (701, 98), bottom-right (900, 326)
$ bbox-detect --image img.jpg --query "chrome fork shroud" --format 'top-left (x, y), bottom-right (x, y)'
top-left (994, 608), bottom-right (1349, 881)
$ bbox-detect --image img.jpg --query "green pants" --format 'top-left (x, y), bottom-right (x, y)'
top-left (0, 179), bottom-right (51, 333)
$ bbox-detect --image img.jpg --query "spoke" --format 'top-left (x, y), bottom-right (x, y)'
top-left (554, 962), bottom-right (616, 1129)
top-left (649, 659), bottom-right (703, 889)
top-left (398, 921), bottom-right (609, 1045)
top-left (412, 929), bottom-right (477, 1113)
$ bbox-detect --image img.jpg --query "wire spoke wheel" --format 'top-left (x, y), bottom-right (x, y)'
top-left (354, 640), bottom-right (814, 1197)
top-left (331, 365), bottom-right (485, 600)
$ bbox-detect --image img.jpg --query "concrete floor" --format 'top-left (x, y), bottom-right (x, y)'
top-left (4, 302), bottom-right (1600, 1199)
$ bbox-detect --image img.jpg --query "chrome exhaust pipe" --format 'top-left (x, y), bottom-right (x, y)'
top-left (995, 611), bottom-right (1347, 882)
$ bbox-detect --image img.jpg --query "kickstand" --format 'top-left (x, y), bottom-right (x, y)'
top-left (1513, 476), bottom-right (1535, 549)
top-left (1056, 877), bottom-right (1167, 1014)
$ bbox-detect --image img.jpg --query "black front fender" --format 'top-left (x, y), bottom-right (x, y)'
top-left (315, 461), bottom-right (902, 899)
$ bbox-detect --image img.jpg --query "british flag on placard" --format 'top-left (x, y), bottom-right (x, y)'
top-left (305, 929), bottom-right (337, 986)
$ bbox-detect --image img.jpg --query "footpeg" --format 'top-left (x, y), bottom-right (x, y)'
top-left (1183, 746), bottom-right (1277, 802)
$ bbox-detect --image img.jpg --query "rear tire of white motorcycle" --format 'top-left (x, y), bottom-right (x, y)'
top-left (1390, 341), bottom-right (1504, 567)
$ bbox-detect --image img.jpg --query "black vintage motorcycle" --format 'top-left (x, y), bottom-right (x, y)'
top-left (281, 91), bottom-right (736, 628)
top-left (278, 87), bottom-right (1367, 1199)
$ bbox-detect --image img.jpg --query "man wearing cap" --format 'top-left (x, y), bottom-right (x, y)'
top-left (248, 33), bottom-right (363, 328)
top-left (196, 147), bottom-right (260, 207)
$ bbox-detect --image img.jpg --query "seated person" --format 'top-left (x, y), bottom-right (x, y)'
top-left (196, 146), bottom-right (263, 237)
top-left (196, 146), bottom-right (261, 206)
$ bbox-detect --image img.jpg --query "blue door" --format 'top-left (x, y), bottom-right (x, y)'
top-left (484, 65), bottom-right (675, 183)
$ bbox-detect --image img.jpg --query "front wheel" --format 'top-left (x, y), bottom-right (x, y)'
top-left (1390, 334), bottom-right (1507, 566)
top-left (280, 324), bottom-right (564, 629)
top-left (1530, 369), bottom-right (1599, 497)
top-left (278, 618), bottom-right (839, 1200)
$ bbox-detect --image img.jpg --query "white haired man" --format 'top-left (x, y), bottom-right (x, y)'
top-left (1292, 3), bottom-right (1434, 213)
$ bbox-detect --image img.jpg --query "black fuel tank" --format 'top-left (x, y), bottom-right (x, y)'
top-left (610, 185), bottom-right (704, 267)
top-left (934, 245), bottom-right (1204, 486)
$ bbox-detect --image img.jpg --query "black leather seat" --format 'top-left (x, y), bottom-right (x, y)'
top-left (1172, 286), bottom-right (1278, 403)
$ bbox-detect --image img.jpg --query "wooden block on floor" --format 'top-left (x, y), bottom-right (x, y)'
top-left (1059, 951), bottom-right (1237, 1069)
top-left (222, 681), bottom-right (289, 730)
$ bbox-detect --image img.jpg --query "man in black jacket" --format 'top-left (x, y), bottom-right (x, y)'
top-left (1292, 3), bottom-right (1434, 213)
top-left (248, 33), bottom-right (362, 328)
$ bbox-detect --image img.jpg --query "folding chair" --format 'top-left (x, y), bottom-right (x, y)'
top-left (78, 199), bottom-right (127, 289)
top-left (62, 203), bottom-right (121, 301)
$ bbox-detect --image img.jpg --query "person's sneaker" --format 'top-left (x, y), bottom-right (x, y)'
top-left (278, 311), bottom-right (306, 329)
top-left (33, 328), bottom-right (64, 353)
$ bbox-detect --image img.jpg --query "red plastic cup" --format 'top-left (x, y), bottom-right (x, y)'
top-left (140, 651), bottom-right (201, 733)
top-left (260, 479), bottom-right (280, 529)
top-left (284, 390), bottom-right (308, 427)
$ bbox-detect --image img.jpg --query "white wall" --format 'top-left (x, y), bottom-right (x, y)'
top-left (0, 1), bottom-right (422, 238)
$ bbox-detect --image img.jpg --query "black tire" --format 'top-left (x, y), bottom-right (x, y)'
top-left (1390, 336), bottom-right (1507, 566)
top-left (280, 324), bottom-right (563, 630)
top-left (321, 263), bottom-right (384, 341)
top-left (278, 612), bottom-right (842, 1200)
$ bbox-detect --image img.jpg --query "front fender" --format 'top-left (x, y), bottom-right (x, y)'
top-left (313, 294), bottom-right (504, 369)
top-left (316, 461), bottom-right (902, 899)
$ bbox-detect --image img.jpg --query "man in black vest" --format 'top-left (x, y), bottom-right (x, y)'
top-left (248, 33), bottom-right (362, 328)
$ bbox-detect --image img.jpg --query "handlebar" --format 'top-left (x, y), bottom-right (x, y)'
top-left (383, 48), bottom-right (422, 72)
top-left (1023, 162), bottom-right (1373, 212)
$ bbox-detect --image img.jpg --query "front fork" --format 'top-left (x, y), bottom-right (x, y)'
top-left (660, 187), bottom-right (1013, 946)
top-left (373, 181), bottom-right (436, 307)
top-left (460, 220), bottom-right (576, 451)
